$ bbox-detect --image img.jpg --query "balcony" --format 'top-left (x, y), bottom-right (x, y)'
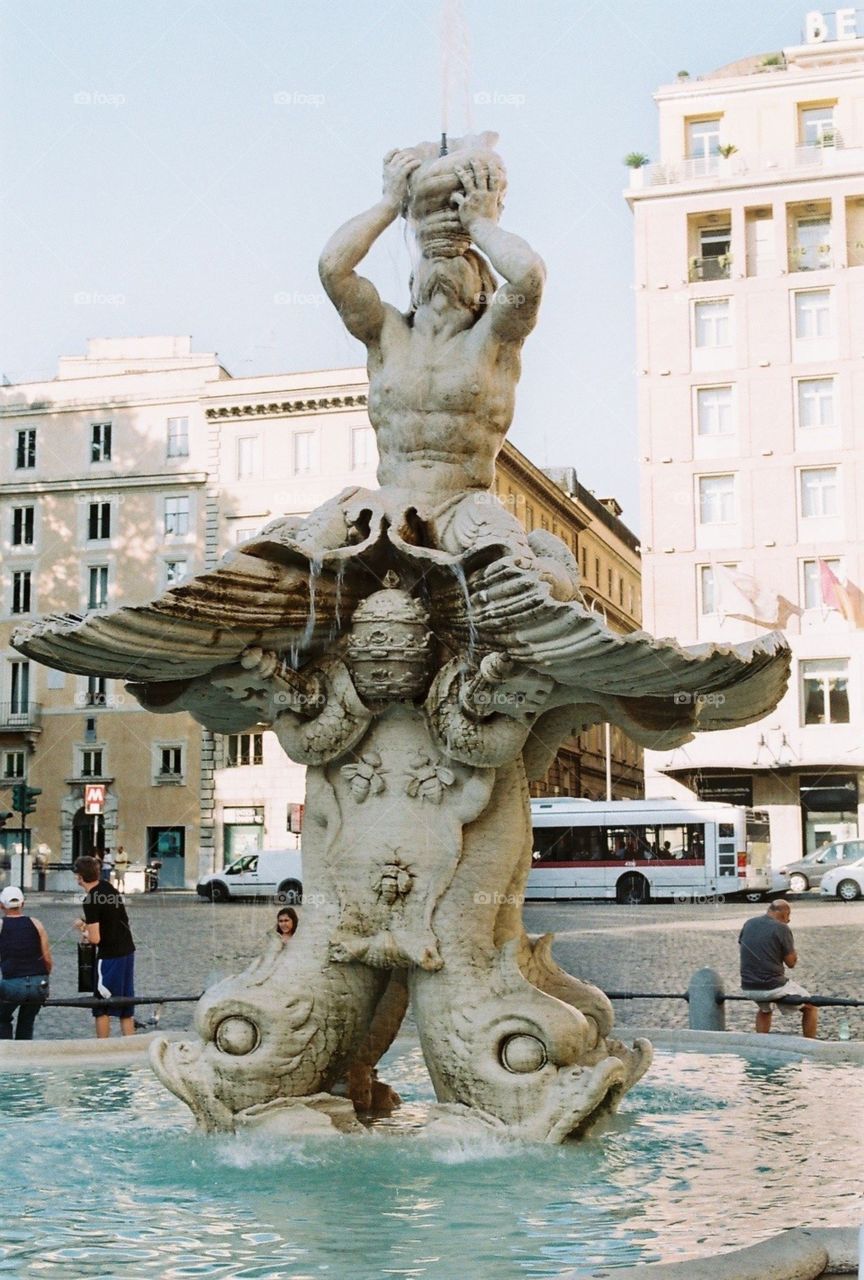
top-left (631, 138), bottom-right (864, 192)
top-left (788, 244), bottom-right (833, 273)
top-left (0, 702), bottom-right (42, 732)
top-left (689, 255), bottom-right (732, 282)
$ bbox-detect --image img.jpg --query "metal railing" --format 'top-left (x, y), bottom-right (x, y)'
top-left (689, 255), bottom-right (732, 282)
top-left (0, 701), bottom-right (42, 731)
top-left (635, 138), bottom-right (862, 190)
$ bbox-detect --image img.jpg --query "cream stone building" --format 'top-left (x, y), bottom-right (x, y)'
top-left (629, 20), bottom-right (864, 858)
top-left (0, 337), bottom-right (641, 887)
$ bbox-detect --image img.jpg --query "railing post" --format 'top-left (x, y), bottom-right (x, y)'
top-left (688, 967), bottom-right (726, 1031)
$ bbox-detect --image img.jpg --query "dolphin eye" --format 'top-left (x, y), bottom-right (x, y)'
top-left (500, 1033), bottom-right (547, 1073)
top-left (214, 1016), bottom-right (260, 1056)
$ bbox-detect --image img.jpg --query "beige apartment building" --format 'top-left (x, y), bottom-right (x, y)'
top-left (0, 337), bottom-right (641, 887)
top-left (629, 21), bottom-right (864, 860)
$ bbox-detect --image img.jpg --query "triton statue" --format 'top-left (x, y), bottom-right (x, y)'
top-left (14, 134), bottom-right (790, 1141)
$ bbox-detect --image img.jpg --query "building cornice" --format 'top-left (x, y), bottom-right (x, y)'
top-left (205, 394), bottom-right (368, 420)
top-left (0, 472), bottom-right (208, 496)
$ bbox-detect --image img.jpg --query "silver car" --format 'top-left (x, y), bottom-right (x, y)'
top-left (777, 838), bottom-right (864, 894)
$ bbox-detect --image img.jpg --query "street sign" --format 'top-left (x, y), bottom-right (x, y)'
top-left (84, 783), bottom-right (106, 814)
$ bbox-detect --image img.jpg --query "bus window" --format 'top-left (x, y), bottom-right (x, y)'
top-left (606, 825), bottom-right (653, 859)
top-left (533, 825), bottom-right (605, 862)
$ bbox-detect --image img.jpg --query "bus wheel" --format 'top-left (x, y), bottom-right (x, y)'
top-left (616, 874), bottom-right (650, 905)
top-left (744, 891), bottom-right (765, 903)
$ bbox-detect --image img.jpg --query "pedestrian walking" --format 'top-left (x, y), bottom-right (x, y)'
top-left (114, 846), bottom-right (130, 891)
top-left (74, 855), bottom-right (136, 1038)
top-left (0, 886), bottom-right (52, 1040)
top-left (738, 899), bottom-right (818, 1038)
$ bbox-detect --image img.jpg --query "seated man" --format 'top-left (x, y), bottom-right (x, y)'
top-left (738, 899), bottom-right (817, 1038)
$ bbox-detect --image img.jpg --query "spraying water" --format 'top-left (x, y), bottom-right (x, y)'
top-left (440, 0), bottom-right (473, 139)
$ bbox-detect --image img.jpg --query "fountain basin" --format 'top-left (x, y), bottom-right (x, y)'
top-left (1, 1037), bottom-right (860, 1278)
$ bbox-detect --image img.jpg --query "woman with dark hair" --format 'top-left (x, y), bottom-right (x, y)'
top-left (275, 907), bottom-right (298, 942)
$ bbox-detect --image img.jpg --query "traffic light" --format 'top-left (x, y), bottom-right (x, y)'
top-left (12, 785), bottom-right (41, 815)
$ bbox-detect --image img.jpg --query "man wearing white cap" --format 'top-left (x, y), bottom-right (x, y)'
top-left (0, 887), bottom-right (53, 1040)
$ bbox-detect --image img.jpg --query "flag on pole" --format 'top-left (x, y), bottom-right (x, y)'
top-left (818, 559), bottom-right (864, 627)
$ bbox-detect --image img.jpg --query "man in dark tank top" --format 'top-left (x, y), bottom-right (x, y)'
top-left (0, 886), bottom-right (52, 1040)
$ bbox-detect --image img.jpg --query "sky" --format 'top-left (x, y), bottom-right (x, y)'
top-left (1, 0), bottom-right (811, 529)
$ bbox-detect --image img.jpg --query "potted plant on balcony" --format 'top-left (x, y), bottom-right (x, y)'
top-left (624, 152), bottom-right (650, 189)
top-left (718, 143), bottom-right (738, 174)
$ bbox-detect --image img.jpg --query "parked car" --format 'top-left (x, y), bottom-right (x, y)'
top-left (819, 856), bottom-right (864, 902)
top-left (196, 849), bottom-right (303, 903)
top-left (776, 839), bottom-right (864, 894)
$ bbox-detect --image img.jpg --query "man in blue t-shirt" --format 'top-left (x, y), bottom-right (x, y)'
top-left (738, 899), bottom-right (817, 1038)
top-left (74, 856), bottom-right (136, 1038)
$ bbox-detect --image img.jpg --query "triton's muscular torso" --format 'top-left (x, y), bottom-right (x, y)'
top-left (367, 308), bottom-right (521, 498)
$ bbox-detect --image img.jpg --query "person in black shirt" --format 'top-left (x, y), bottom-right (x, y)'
top-left (0, 886), bottom-right (52, 1040)
top-left (74, 856), bottom-right (136, 1038)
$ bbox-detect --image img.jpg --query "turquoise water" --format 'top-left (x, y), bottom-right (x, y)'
top-left (0, 1044), bottom-right (861, 1278)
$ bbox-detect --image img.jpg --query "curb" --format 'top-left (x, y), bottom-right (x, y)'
top-left (618, 1024), bottom-right (864, 1062)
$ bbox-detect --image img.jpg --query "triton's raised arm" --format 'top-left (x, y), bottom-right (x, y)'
top-left (318, 149), bottom-right (420, 347)
top-left (451, 159), bottom-right (545, 343)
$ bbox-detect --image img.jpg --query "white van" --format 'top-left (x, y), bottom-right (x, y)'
top-left (196, 849), bottom-right (303, 903)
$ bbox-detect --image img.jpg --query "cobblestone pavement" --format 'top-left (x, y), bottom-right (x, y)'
top-left (18, 891), bottom-right (864, 1043)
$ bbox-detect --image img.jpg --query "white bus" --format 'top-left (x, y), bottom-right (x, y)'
top-left (526, 798), bottom-right (772, 904)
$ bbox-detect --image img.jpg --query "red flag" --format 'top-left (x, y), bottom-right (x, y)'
top-left (818, 560), bottom-right (864, 627)
top-left (818, 559), bottom-right (841, 609)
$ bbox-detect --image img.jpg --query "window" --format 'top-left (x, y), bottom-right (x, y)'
top-left (692, 226), bottom-right (732, 280)
top-left (225, 732), bottom-right (264, 767)
top-left (802, 558), bottom-right (842, 610)
top-left (351, 426), bottom-right (375, 470)
top-left (694, 299), bottom-right (730, 348)
top-left (795, 289), bottom-right (831, 339)
top-left (607, 567), bottom-right (613, 597)
top-left (236, 436), bottom-right (259, 479)
top-left (594, 556), bottom-right (600, 587)
top-left (525, 505), bottom-right (535, 532)
top-left (12, 507), bottom-right (34, 546)
top-left (166, 416), bottom-right (189, 458)
top-left (800, 467), bottom-right (839, 519)
top-left (696, 386), bottom-right (734, 436)
top-left (85, 675), bottom-right (107, 707)
top-left (16, 429), bottom-right (36, 470)
top-left (293, 432), bottom-right (318, 474)
top-left (11, 570), bottom-right (31, 614)
top-left (699, 562), bottom-right (737, 614)
top-left (698, 474), bottom-right (736, 525)
top-left (801, 658), bottom-right (849, 725)
top-left (81, 748), bottom-right (104, 777)
top-left (232, 527), bottom-right (257, 544)
top-left (800, 105), bottom-right (835, 146)
top-left (164, 559), bottom-right (187, 586)
top-left (9, 661), bottom-right (30, 715)
top-left (687, 118), bottom-right (721, 172)
top-left (158, 746), bottom-right (183, 778)
top-left (91, 422), bottom-right (112, 463)
top-left (88, 501), bottom-right (111, 540)
top-left (164, 496), bottom-right (190, 536)
top-left (3, 751), bottom-right (24, 780)
top-left (88, 565), bottom-right (109, 610)
top-left (797, 377), bottom-right (835, 429)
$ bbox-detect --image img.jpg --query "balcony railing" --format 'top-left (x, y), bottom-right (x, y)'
top-left (788, 245), bottom-right (833, 272)
top-left (0, 702), bottom-right (42, 731)
top-left (689, 255), bottom-right (732, 282)
top-left (632, 137), bottom-right (863, 190)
